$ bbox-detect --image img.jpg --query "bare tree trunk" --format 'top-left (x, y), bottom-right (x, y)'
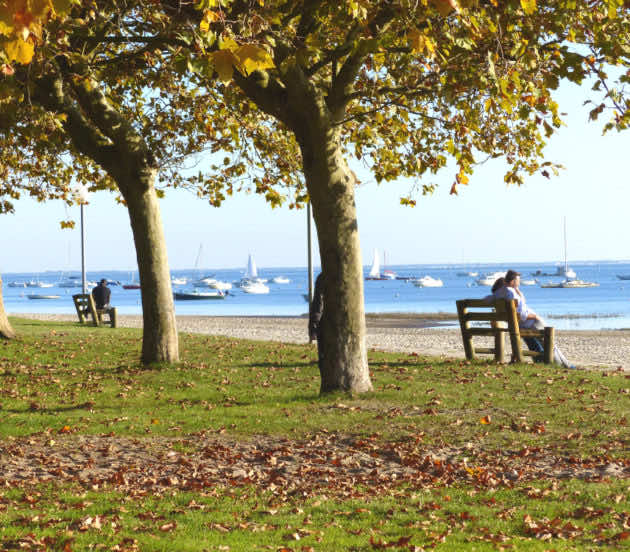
top-left (300, 132), bottom-right (372, 394)
top-left (0, 276), bottom-right (16, 339)
top-left (120, 175), bottom-right (179, 363)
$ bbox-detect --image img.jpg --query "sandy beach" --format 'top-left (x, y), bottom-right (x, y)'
top-left (16, 312), bottom-right (630, 372)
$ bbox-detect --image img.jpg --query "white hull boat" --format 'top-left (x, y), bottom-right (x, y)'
top-left (27, 294), bottom-right (61, 300)
top-left (413, 275), bottom-right (444, 287)
top-left (476, 271), bottom-right (506, 286)
top-left (540, 279), bottom-right (599, 289)
top-left (272, 276), bottom-right (290, 284)
top-left (241, 281), bottom-right (270, 294)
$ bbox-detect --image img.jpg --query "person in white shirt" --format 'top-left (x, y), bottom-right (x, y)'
top-left (503, 270), bottom-right (574, 369)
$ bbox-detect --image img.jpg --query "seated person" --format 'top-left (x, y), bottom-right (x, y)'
top-left (92, 278), bottom-right (111, 309)
top-left (497, 270), bottom-right (574, 369)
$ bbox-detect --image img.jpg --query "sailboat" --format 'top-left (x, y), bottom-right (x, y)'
top-left (539, 218), bottom-right (597, 288)
top-left (365, 248), bottom-right (395, 280)
top-left (237, 254), bottom-right (269, 293)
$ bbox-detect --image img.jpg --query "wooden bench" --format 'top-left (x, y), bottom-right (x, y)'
top-left (72, 294), bottom-right (118, 328)
top-left (455, 298), bottom-right (554, 364)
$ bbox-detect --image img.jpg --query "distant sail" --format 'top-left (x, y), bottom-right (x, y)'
top-left (369, 249), bottom-right (380, 278)
top-left (245, 254), bottom-right (258, 279)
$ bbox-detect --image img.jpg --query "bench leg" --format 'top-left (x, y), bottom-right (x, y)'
top-left (110, 308), bottom-right (118, 328)
top-left (543, 327), bottom-right (554, 364)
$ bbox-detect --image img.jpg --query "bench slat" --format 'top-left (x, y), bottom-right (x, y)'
top-left (456, 298), bottom-right (554, 365)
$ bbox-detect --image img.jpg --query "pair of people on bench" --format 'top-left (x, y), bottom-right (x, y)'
top-left (489, 270), bottom-right (574, 369)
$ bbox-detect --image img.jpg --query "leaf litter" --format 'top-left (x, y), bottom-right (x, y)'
top-left (1, 432), bottom-right (628, 498)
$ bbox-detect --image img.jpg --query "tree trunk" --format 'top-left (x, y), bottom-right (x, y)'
top-left (0, 276), bottom-right (16, 339)
top-left (119, 175), bottom-right (179, 364)
top-left (300, 131), bottom-right (372, 394)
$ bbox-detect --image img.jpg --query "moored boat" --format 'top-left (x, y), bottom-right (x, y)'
top-left (174, 290), bottom-right (225, 300)
top-left (27, 294), bottom-right (61, 300)
top-left (412, 275), bottom-right (444, 287)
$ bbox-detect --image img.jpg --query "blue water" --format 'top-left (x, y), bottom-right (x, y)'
top-left (4, 261), bottom-right (630, 330)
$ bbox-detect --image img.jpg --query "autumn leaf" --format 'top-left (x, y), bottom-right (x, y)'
top-left (211, 49), bottom-right (239, 82)
top-left (431, 0), bottom-right (458, 16)
top-left (520, 0), bottom-right (537, 14)
top-left (235, 44), bottom-right (274, 75)
top-left (480, 415), bottom-right (491, 425)
top-left (4, 37), bottom-right (35, 64)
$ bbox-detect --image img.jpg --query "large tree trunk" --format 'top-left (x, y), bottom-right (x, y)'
top-left (118, 173), bottom-right (179, 364)
top-left (0, 276), bottom-right (16, 339)
top-left (300, 130), bottom-right (372, 394)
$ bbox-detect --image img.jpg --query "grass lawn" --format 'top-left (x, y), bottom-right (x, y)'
top-left (0, 317), bottom-right (628, 551)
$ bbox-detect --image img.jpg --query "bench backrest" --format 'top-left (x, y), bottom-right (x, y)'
top-left (455, 298), bottom-right (554, 363)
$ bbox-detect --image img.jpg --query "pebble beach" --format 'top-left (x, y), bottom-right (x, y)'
top-left (19, 313), bottom-right (630, 372)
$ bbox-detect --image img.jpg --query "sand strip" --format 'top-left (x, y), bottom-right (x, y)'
top-left (14, 313), bottom-right (630, 372)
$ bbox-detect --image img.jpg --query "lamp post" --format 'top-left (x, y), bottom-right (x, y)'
top-left (76, 185), bottom-right (89, 294)
top-left (306, 202), bottom-right (314, 305)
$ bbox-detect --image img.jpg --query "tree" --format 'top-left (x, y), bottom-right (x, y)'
top-left (0, 276), bottom-right (15, 339)
top-left (0, 1), bottom-right (231, 362)
top-left (157, 0), bottom-right (628, 393)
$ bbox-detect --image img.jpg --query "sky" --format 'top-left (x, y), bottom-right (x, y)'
top-left (2, 81), bottom-right (628, 274)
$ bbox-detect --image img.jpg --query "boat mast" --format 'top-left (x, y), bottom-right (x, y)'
top-left (563, 217), bottom-right (568, 273)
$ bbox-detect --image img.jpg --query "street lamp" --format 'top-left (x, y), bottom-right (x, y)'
top-left (306, 202), bottom-right (314, 305)
top-left (76, 185), bottom-right (90, 294)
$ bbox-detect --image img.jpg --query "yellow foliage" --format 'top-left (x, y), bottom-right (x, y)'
top-left (4, 36), bottom-right (34, 63)
top-left (235, 44), bottom-right (274, 75)
top-left (211, 48), bottom-right (239, 82)
top-left (431, 0), bottom-right (458, 17)
top-left (520, 0), bottom-right (536, 15)
top-left (200, 9), bottom-right (219, 34)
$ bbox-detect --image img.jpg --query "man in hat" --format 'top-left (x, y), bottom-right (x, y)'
top-left (92, 278), bottom-right (111, 310)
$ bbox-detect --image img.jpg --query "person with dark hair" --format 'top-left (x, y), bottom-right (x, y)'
top-left (502, 269), bottom-right (574, 368)
top-left (92, 278), bottom-right (111, 309)
top-left (308, 273), bottom-right (325, 370)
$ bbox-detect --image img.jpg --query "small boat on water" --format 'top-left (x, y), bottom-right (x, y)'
top-left (272, 276), bottom-right (290, 284)
top-left (8, 281), bottom-right (27, 287)
top-left (241, 280), bottom-right (270, 294)
top-left (365, 249), bottom-right (396, 280)
top-left (476, 271), bottom-right (506, 286)
top-left (27, 294), bottom-right (61, 300)
top-left (540, 279), bottom-right (599, 289)
top-left (171, 277), bottom-right (188, 286)
top-left (122, 283), bottom-right (141, 290)
top-left (412, 275), bottom-right (444, 288)
top-left (520, 278), bottom-right (538, 286)
top-left (456, 271), bottom-right (478, 277)
top-left (174, 290), bottom-right (225, 300)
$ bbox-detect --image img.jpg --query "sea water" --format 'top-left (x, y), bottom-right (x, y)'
top-left (4, 261), bottom-right (630, 330)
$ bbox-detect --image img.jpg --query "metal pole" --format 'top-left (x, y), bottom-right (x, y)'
top-left (307, 202), bottom-right (314, 304)
top-left (80, 203), bottom-right (86, 294)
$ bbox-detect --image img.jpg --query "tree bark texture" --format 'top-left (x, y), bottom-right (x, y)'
top-left (0, 276), bottom-right (16, 339)
top-left (299, 129), bottom-right (373, 394)
top-left (119, 175), bottom-right (179, 364)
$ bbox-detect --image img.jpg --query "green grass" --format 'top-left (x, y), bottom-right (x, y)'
top-left (1, 317), bottom-right (629, 550)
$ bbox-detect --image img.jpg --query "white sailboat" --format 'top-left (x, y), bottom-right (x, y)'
top-left (366, 248), bottom-right (380, 280)
top-left (237, 254), bottom-right (269, 292)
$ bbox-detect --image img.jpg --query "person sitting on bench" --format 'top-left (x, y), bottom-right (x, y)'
top-left (92, 278), bottom-right (111, 309)
top-left (498, 270), bottom-right (574, 369)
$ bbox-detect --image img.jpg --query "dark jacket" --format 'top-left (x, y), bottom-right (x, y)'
top-left (308, 273), bottom-right (324, 341)
top-left (92, 283), bottom-right (111, 309)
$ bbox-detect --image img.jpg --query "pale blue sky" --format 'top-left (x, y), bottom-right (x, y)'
top-left (2, 81), bottom-right (628, 274)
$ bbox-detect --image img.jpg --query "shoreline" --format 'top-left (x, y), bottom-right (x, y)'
top-left (12, 312), bottom-right (630, 372)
